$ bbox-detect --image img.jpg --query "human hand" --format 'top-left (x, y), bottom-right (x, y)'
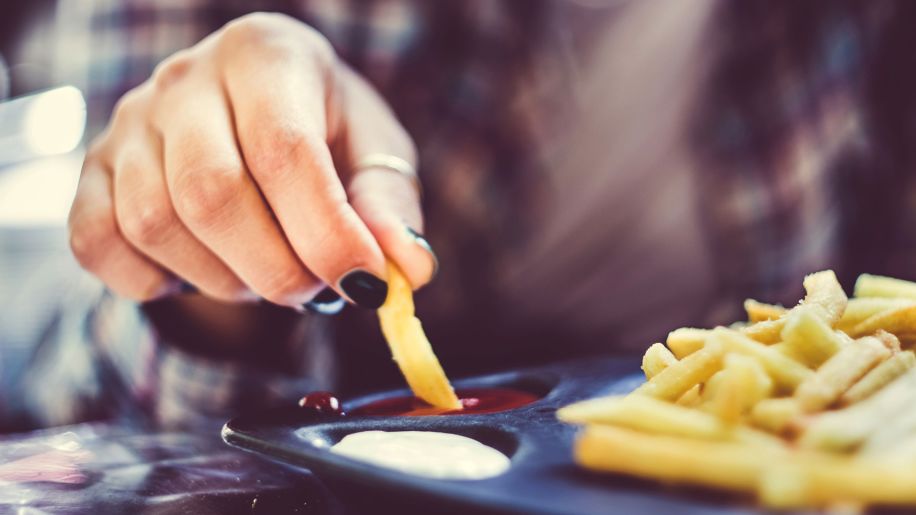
top-left (68, 13), bottom-right (435, 311)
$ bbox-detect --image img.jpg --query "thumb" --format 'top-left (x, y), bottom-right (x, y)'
top-left (335, 65), bottom-right (436, 290)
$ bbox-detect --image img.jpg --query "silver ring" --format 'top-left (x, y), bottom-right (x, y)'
top-left (354, 153), bottom-right (421, 196)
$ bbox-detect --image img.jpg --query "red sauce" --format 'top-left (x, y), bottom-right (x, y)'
top-left (351, 388), bottom-right (539, 417)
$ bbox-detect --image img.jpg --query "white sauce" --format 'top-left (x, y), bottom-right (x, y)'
top-left (330, 430), bottom-right (510, 480)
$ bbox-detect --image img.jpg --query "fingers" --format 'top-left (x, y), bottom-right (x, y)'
top-left (68, 158), bottom-right (173, 300)
top-left (111, 129), bottom-right (250, 302)
top-left (220, 28), bottom-right (389, 308)
top-left (155, 80), bottom-right (323, 307)
top-left (336, 65), bottom-right (436, 290)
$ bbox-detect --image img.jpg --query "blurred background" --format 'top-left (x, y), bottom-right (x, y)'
top-left (2, 0), bottom-right (916, 432)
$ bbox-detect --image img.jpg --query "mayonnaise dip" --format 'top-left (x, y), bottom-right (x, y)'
top-left (329, 430), bottom-right (510, 480)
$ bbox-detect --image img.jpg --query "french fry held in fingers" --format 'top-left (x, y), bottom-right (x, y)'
top-left (377, 261), bottom-right (461, 410)
top-left (641, 343), bottom-right (677, 379)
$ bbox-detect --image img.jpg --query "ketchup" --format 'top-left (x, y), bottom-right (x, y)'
top-left (351, 388), bottom-right (539, 417)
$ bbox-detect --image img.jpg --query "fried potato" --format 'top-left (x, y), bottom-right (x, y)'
top-left (840, 350), bottom-right (916, 406)
top-left (801, 270), bottom-right (847, 325)
top-left (849, 305), bottom-right (916, 340)
top-left (632, 339), bottom-right (724, 401)
top-left (577, 427), bottom-right (916, 509)
top-left (757, 457), bottom-right (916, 508)
top-left (665, 327), bottom-right (709, 359)
top-left (641, 343), bottom-right (677, 380)
top-left (377, 261), bottom-right (461, 410)
top-left (713, 328), bottom-right (813, 391)
top-left (799, 368), bottom-right (916, 451)
top-left (836, 297), bottom-right (916, 334)
top-left (676, 384), bottom-right (702, 407)
top-left (749, 398), bottom-right (802, 434)
top-left (854, 274), bottom-right (916, 300)
top-left (562, 270), bottom-right (916, 509)
top-left (779, 306), bottom-right (849, 368)
top-left (558, 395), bottom-right (782, 448)
top-left (793, 336), bottom-right (890, 412)
top-left (574, 425), bottom-right (782, 492)
top-left (745, 299), bottom-right (787, 322)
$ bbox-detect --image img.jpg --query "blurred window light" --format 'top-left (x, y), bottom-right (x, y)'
top-left (23, 86), bottom-right (85, 156)
top-left (0, 86), bottom-right (86, 165)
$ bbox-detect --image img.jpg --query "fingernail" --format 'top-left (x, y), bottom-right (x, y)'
top-left (178, 280), bottom-right (198, 294)
top-left (338, 270), bottom-right (388, 309)
top-left (405, 226), bottom-right (439, 278)
top-left (304, 287), bottom-right (345, 315)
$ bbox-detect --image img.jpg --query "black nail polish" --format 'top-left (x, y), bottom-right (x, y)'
top-left (339, 270), bottom-right (388, 309)
top-left (304, 288), bottom-right (345, 315)
top-left (406, 226), bottom-right (439, 278)
top-left (178, 281), bottom-right (198, 294)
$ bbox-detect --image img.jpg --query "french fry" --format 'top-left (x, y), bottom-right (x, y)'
top-left (574, 425), bottom-right (780, 492)
top-left (779, 306), bottom-right (849, 368)
top-left (799, 368), bottom-right (916, 451)
top-left (558, 395), bottom-right (783, 448)
top-left (676, 384), bottom-right (702, 407)
top-left (749, 398), bottom-right (802, 434)
top-left (793, 336), bottom-right (889, 412)
top-left (854, 273), bottom-right (916, 300)
top-left (562, 270), bottom-right (916, 509)
top-left (836, 297), bottom-right (916, 334)
top-left (840, 350), bottom-right (916, 406)
top-left (741, 319), bottom-right (784, 344)
top-left (377, 261), bottom-right (461, 410)
top-left (849, 305), bottom-right (916, 339)
top-left (860, 402), bottom-right (916, 457)
top-left (801, 270), bottom-right (847, 325)
top-left (641, 343), bottom-right (677, 380)
top-left (578, 426), bottom-right (916, 509)
top-left (741, 270), bottom-right (847, 345)
top-left (665, 328), bottom-right (709, 359)
top-left (745, 299), bottom-right (787, 322)
top-left (713, 328), bottom-right (813, 391)
top-left (757, 457), bottom-right (916, 508)
top-left (632, 339), bottom-right (725, 401)
top-left (704, 355), bottom-right (773, 424)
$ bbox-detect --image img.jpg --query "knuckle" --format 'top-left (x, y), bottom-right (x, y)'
top-left (151, 50), bottom-right (194, 91)
top-left (247, 126), bottom-right (324, 179)
top-left (222, 12), bottom-right (287, 46)
top-left (68, 210), bottom-right (117, 270)
top-left (110, 88), bottom-right (147, 128)
top-left (172, 164), bottom-right (246, 226)
top-left (119, 199), bottom-right (177, 248)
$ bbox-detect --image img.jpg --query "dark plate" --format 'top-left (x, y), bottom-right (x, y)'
top-left (222, 356), bottom-right (764, 515)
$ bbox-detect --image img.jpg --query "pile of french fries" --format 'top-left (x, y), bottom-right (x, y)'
top-left (559, 271), bottom-right (916, 509)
